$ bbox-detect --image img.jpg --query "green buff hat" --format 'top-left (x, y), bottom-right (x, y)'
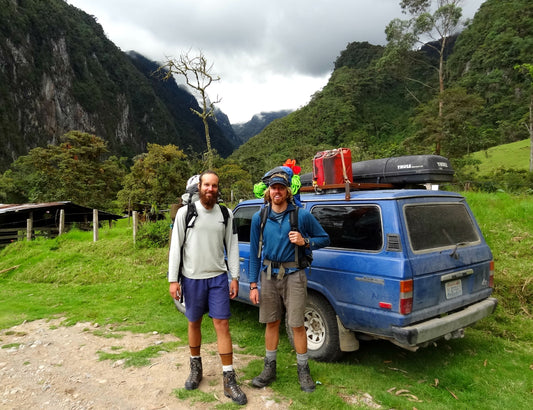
top-left (253, 166), bottom-right (301, 198)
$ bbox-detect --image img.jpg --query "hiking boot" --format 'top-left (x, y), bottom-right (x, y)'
top-left (252, 358), bottom-right (277, 388)
top-left (184, 357), bottom-right (202, 390)
top-left (297, 362), bottom-right (315, 392)
top-left (223, 370), bottom-right (247, 405)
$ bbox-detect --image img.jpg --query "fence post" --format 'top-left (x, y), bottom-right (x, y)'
top-left (93, 209), bottom-right (99, 242)
top-left (169, 204), bottom-right (180, 246)
top-left (26, 217), bottom-right (33, 241)
top-left (59, 209), bottom-right (65, 235)
top-left (132, 211), bottom-right (138, 244)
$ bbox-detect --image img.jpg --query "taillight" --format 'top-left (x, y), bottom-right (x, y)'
top-left (399, 279), bottom-right (413, 314)
top-left (489, 260), bottom-right (494, 288)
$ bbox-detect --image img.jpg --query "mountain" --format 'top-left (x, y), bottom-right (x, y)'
top-left (232, 110), bottom-right (292, 143)
top-left (0, 0), bottom-right (234, 172)
top-left (214, 108), bottom-right (240, 147)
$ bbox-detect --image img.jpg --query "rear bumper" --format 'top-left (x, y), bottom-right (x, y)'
top-left (391, 297), bottom-right (498, 346)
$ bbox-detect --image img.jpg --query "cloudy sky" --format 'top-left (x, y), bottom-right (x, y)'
top-left (66, 0), bottom-right (485, 124)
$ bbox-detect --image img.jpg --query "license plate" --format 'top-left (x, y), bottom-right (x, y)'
top-left (445, 279), bottom-right (462, 299)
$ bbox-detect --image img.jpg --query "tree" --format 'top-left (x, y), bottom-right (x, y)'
top-left (447, 0), bottom-right (532, 147)
top-left (215, 163), bottom-right (254, 204)
top-left (117, 143), bottom-right (191, 213)
top-left (407, 87), bottom-right (484, 159)
top-left (383, 0), bottom-right (464, 153)
top-left (514, 63), bottom-right (533, 172)
top-left (156, 51), bottom-right (221, 168)
top-left (0, 131), bottom-right (125, 210)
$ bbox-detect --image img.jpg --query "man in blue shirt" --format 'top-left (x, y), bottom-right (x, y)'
top-left (248, 169), bottom-right (329, 392)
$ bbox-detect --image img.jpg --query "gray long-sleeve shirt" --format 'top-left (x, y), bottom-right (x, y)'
top-left (168, 201), bottom-right (239, 282)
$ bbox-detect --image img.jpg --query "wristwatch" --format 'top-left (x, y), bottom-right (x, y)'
top-left (304, 237), bottom-right (310, 248)
top-left (250, 285), bottom-right (258, 290)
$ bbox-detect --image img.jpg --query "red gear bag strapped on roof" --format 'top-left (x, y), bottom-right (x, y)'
top-left (313, 148), bottom-right (352, 186)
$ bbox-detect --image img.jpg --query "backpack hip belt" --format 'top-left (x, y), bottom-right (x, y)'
top-left (263, 259), bottom-right (299, 280)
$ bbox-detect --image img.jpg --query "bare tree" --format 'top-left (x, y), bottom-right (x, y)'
top-left (157, 51), bottom-right (221, 168)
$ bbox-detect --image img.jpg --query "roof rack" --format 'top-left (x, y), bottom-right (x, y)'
top-left (300, 182), bottom-right (395, 199)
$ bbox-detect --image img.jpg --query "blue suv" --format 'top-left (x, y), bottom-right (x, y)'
top-left (230, 187), bottom-right (497, 361)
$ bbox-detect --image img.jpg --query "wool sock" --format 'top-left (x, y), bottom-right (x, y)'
top-left (296, 352), bottom-right (308, 366)
top-left (266, 349), bottom-right (277, 362)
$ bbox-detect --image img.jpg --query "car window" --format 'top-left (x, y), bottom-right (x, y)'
top-left (404, 203), bottom-right (480, 252)
top-left (233, 205), bottom-right (261, 242)
top-left (311, 205), bottom-right (383, 251)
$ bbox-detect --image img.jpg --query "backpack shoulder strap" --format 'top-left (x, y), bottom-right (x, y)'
top-left (260, 205), bottom-right (269, 229)
top-left (219, 204), bottom-right (229, 227)
top-left (290, 205), bottom-right (300, 265)
top-left (257, 205), bottom-right (269, 258)
top-left (184, 202), bottom-right (198, 230)
top-left (289, 205), bottom-right (299, 231)
top-left (178, 203), bottom-right (197, 287)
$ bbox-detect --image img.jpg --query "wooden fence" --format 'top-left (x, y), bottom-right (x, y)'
top-left (0, 209), bottom-right (118, 246)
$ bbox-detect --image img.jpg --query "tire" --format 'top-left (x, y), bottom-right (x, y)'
top-left (173, 296), bottom-right (186, 315)
top-left (286, 292), bottom-right (343, 362)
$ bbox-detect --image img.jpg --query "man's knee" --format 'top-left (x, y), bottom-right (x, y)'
top-left (292, 325), bottom-right (306, 338)
top-left (213, 318), bottom-right (230, 333)
top-left (266, 320), bottom-right (281, 330)
top-left (189, 319), bottom-right (202, 329)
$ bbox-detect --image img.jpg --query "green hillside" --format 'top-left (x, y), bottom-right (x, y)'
top-left (468, 139), bottom-right (530, 175)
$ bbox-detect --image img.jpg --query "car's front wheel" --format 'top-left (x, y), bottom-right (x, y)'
top-left (286, 292), bottom-right (343, 362)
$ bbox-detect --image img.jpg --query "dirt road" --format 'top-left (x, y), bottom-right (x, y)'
top-left (0, 318), bottom-right (289, 409)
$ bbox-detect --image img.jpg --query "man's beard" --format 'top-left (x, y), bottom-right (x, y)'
top-left (199, 190), bottom-right (217, 208)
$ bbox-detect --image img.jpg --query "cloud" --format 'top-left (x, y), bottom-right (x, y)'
top-left (67, 0), bottom-right (485, 123)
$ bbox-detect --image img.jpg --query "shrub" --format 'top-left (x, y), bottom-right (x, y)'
top-left (136, 217), bottom-right (172, 248)
top-left (477, 168), bottom-right (533, 194)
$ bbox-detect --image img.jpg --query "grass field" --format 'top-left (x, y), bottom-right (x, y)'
top-left (467, 139), bottom-right (530, 175)
top-left (1, 192), bottom-right (532, 409)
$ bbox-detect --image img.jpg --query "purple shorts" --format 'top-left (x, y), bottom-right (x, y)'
top-left (182, 273), bottom-right (231, 322)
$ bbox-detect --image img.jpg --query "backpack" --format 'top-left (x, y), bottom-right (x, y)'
top-left (257, 204), bottom-right (313, 270)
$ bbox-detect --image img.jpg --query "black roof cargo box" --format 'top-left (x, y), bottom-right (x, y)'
top-left (352, 155), bottom-right (453, 184)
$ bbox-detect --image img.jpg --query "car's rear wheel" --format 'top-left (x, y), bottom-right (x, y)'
top-left (286, 292), bottom-right (343, 362)
top-left (173, 297), bottom-right (186, 314)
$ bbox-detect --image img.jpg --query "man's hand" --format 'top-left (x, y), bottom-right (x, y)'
top-left (250, 282), bottom-right (259, 305)
top-left (289, 230), bottom-right (305, 246)
top-left (169, 281), bottom-right (181, 300)
top-left (229, 279), bottom-right (239, 299)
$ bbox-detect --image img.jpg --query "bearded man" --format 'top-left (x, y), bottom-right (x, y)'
top-left (168, 170), bottom-right (247, 405)
top-left (248, 169), bottom-right (329, 392)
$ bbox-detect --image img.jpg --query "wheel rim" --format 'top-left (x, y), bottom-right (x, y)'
top-left (304, 307), bottom-right (325, 350)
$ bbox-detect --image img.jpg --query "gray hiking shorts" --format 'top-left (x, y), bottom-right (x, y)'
top-left (259, 269), bottom-right (307, 328)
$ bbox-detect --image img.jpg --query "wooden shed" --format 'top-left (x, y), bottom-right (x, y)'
top-left (0, 201), bottom-right (122, 245)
